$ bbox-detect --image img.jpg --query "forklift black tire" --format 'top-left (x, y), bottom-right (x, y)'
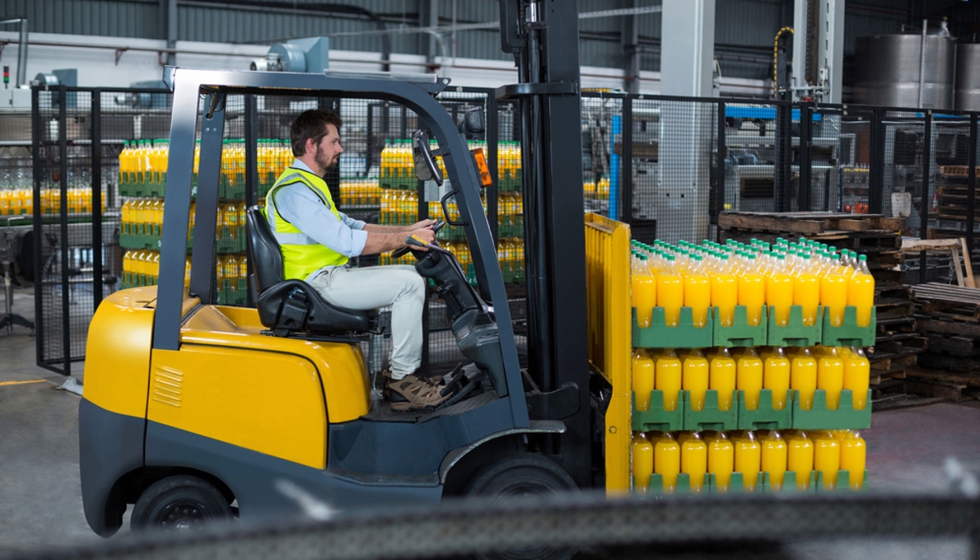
top-left (131, 475), bottom-right (233, 534)
top-left (464, 453), bottom-right (577, 560)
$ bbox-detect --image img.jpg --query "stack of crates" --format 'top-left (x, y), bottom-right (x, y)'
top-left (628, 236), bottom-right (874, 495)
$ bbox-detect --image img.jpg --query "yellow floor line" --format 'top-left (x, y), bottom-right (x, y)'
top-left (0, 379), bottom-right (48, 387)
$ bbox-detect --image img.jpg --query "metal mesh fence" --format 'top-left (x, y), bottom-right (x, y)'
top-left (25, 85), bottom-right (980, 372)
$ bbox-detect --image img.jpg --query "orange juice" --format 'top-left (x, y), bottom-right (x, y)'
top-left (632, 349), bottom-right (656, 412)
top-left (711, 270), bottom-right (738, 327)
top-left (787, 431), bottom-right (814, 491)
top-left (839, 431), bottom-right (867, 490)
top-left (685, 257), bottom-right (711, 327)
top-left (632, 255), bottom-right (656, 328)
top-left (632, 433), bottom-right (654, 493)
top-left (790, 348), bottom-right (818, 410)
top-left (708, 347), bottom-right (737, 411)
top-left (654, 432), bottom-right (681, 494)
top-left (763, 347), bottom-right (791, 410)
top-left (817, 346), bottom-right (845, 410)
top-left (843, 347), bottom-right (870, 410)
top-left (767, 272), bottom-right (794, 327)
top-left (734, 431), bottom-right (762, 492)
top-left (848, 255), bottom-right (875, 327)
top-left (682, 349), bottom-right (710, 412)
top-left (821, 272), bottom-right (849, 327)
top-left (706, 432), bottom-right (734, 493)
top-left (736, 348), bottom-right (764, 411)
top-left (793, 269), bottom-right (821, 326)
top-left (680, 432), bottom-right (708, 493)
top-left (738, 269), bottom-right (766, 326)
top-left (760, 430), bottom-right (788, 491)
top-left (658, 256), bottom-right (684, 327)
top-left (813, 431), bottom-right (840, 490)
top-left (655, 350), bottom-right (682, 412)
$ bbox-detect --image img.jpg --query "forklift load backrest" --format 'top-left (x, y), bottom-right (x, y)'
top-left (245, 205), bottom-right (375, 335)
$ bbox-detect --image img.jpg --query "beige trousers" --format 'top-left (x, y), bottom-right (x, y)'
top-left (308, 265), bottom-right (424, 380)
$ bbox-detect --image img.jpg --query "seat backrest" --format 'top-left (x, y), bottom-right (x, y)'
top-left (246, 205), bottom-right (285, 294)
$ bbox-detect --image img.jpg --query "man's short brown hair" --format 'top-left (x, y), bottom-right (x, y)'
top-left (290, 109), bottom-right (343, 157)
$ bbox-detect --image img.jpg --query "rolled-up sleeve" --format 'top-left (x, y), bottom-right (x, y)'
top-left (274, 185), bottom-right (368, 257)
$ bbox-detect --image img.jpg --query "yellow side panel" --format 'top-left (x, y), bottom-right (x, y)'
top-left (83, 287), bottom-right (199, 419)
top-left (179, 305), bottom-right (371, 424)
top-left (585, 213), bottom-right (632, 495)
top-left (147, 345), bottom-right (328, 469)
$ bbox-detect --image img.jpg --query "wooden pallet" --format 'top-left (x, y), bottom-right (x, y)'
top-left (911, 283), bottom-right (980, 318)
top-left (940, 165), bottom-right (980, 178)
top-left (719, 212), bottom-right (904, 236)
top-left (902, 240), bottom-right (976, 288)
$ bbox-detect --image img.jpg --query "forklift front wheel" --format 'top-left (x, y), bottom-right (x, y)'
top-left (465, 453), bottom-right (577, 560)
top-left (131, 475), bottom-right (234, 533)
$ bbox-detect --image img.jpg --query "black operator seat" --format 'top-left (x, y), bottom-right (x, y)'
top-left (245, 205), bottom-right (377, 336)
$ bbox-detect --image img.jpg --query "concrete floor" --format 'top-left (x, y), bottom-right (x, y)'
top-left (1, 288), bottom-right (979, 559)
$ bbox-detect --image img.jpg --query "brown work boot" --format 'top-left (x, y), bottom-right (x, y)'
top-left (385, 373), bottom-right (451, 411)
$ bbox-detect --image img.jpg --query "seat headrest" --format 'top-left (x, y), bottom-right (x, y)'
top-left (246, 205), bottom-right (285, 294)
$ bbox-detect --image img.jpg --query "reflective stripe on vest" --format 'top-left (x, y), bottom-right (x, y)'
top-left (264, 168), bottom-right (349, 280)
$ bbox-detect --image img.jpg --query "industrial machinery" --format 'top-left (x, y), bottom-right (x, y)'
top-left (79, 1), bottom-right (593, 554)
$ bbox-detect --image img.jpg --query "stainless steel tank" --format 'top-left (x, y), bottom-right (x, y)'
top-left (955, 43), bottom-right (980, 111)
top-left (854, 34), bottom-right (955, 109)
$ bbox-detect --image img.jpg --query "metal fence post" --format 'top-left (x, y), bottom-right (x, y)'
top-left (967, 112), bottom-right (978, 256)
top-left (715, 99), bottom-right (726, 240)
top-left (798, 103), bottom-right (812, 211)
top-left (621, 95), bottom-right (633, 224)
top-left (488, 93), bottom-right (499, 242)
top-left (58, 84), bottom-right (70, 375)
top-left (92, 90), bottom-right (104, 312)
top-left (31, 86), bottom-right (43, 369)
top-left (920, 111), bottom-right (933, 284)
top-left (868, 108), bottom-right (884, 215)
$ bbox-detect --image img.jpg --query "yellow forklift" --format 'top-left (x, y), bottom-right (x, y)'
top-left (80, 0), bottom-right (633, 545)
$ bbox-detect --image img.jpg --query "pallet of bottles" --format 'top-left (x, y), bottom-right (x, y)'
top-left (631, 346), bottom-right (871, 434)
top-left (120, 197), bottom-right (246, 254)
top-left (120, 250), bottom-right (248, 305)
top-left (379, 139), bottom-right (522, 192)
top-left (630, 429), bottom-right (867, 495)
top-left (339, 179), bottom-right (381, 208)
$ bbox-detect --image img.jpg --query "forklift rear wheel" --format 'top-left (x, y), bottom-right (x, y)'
top-left (131, 475), bottom-right (233, 533)
top-left (465, 453), bottom-right (577, 560)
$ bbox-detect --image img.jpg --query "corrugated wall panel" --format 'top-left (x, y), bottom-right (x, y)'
top-left (0, 0), bottom-right (159, 38)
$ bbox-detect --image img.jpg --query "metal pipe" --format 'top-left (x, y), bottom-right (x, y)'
top-left (919, 18), bottom-right (927, 108)
top-left (0, 18), bottom-right (28, 87)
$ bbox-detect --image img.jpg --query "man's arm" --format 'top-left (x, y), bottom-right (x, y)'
top-left (363, 219), bottom-right (437, 234)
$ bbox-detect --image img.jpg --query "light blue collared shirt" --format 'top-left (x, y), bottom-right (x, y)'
top-left (271, 160), bottom-right (369, 279)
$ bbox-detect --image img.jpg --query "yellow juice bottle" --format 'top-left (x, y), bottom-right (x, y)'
top-left (736, 347), bottom-right (764, 411)
top-left (682, 349), bottom-right (710, 412)
top-left (632, 432), bottom-right (654, 493)
top-left (813, 430), bottom-right (841, 490)
top-left (839, 431), bottom-right (866, 490)
top-left (655, 349), bottom-right (682, 412)
top-left (711, 257), bottom-right (737, 327)
top-left (706, 432), bottom-right (734, 493)
top-left (790, 347), bottom-right (818, 410)
top-left (787, 430), bottom-right (814, 491)
top-left (632, 254), bottom-right (656, 328)
top-left (680, 432), bottom-right (708, 493)
top-left (763, 347), bottom-right (791, 410)
top-left (654, 432), bottom-right (681, 494)
top-left (768, 255), bottom-right (794, 327)
top-left (632, 349), bottom-right (656, 412)
top-left (848, 255), bottom-right (876, 327)
top-left (821, 266), bottom-right (849, 328)
top-left (684, 255), bottom-right (711, 328)
top-left (708, 347), bottom-right (737, 411)
top-left (738, 256), bottom-right (765, 326)
top-left (793, 254), bottom-right (821, 326)
top-left (122, 250), bottom-right (133, 285)
top-left (150, 252), bottom-right (160, 285)
top-left (760, 430), bottom-right (788, 491)
top-left (817, 346), bottom-right (845, 410)
top-left (843, 347), bottom-right (870, 410)
top-left (734, 431), bottom-right (762, 492)
top-left (657, 255), bottom-right (684, 327)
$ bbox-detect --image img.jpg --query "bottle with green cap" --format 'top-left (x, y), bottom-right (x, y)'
top-left (848, 254), bottom-right (875, 327)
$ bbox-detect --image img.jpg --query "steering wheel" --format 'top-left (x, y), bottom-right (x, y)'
top-left (391, 219), bottom-right (446, 260)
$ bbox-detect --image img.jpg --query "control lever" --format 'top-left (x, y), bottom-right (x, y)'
top-left (391, 220), bottom-right (445, 259)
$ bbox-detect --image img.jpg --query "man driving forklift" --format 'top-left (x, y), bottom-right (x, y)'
top-left (264, 109), bottom-right (450, 410)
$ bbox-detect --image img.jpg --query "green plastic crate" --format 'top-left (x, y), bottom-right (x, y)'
top-left (682, 389), bottom-right (739, 431)
top-left (632, 307), bottom-right (713, 349)
top-left (768, 305), bottom-right (823, 347)
top-left (631, 391), bottom-right (684, 432)
top-left (713, 305), bottom-right (767, 347)
top-left (737, 389), bottom-right (793, 430)
top-left (823, 306), bottom-right (876, 348)
top-left (791, 389), bottom-right (872, 430)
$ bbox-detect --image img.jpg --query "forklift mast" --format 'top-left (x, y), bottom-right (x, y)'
top-left (499, 1), bottom-right (592, 486)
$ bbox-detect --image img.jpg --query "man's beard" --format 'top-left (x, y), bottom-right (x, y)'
top-left (315, 144), bottom-right (339, 171)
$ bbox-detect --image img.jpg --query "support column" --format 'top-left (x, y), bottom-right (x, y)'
top-left (622, 0), bottom-right (641, 95)
top-left (161, 0), bottom-right (177, 66)
top-left (792, 0), bottom-right (844, 102)
top-left (659, 0), bottom-right (715, 243)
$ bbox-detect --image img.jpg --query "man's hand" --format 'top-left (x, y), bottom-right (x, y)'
top-left (409, 219), bottom-right (438, 230)
top-left (408, 227), bottom-right (437, 250)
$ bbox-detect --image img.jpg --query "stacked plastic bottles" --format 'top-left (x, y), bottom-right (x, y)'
top-left (340, 179), bottom-right (381, 207)
top-left (630, 237), bottom-right (875, 329)
top-left (584, 177), bottom-right (610, 202)
top-left (631, 428), bottom-right (867, 494)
